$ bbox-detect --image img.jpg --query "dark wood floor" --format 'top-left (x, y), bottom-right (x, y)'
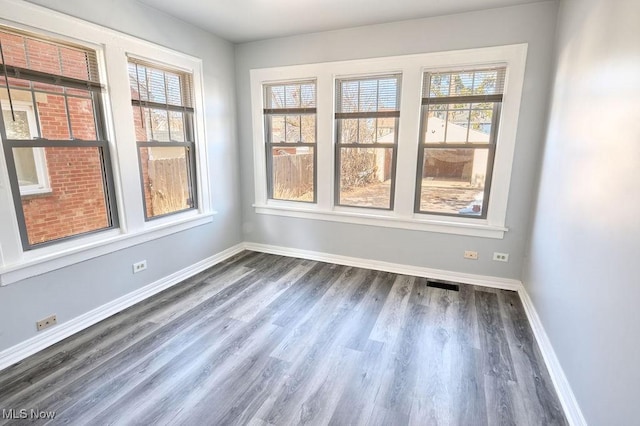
top-left (0, 251), bottom-right (567, 425)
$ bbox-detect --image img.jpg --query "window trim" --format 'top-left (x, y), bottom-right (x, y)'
top-left (249, 44), bottom-right (528, 239)
top-left (0, 0), bottom-right (214, 285)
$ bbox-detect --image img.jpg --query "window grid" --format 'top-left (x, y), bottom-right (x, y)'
top-left (263, 81), bottom-right (317, 203)
top-left (335, 75), bottom-right (401, 210)
top-left (415, 67), bottom-right (505, 219)
top-left (0, 27), bottom-right (118, 250)
top-left (128, 59), bottom-right (198, 220)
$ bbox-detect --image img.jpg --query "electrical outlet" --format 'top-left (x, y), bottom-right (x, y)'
top-left (36, 315), bottom-right (57, 331)
top-left (133, 260), bottom-right (147, 273)
top-left (493, 252), bottom-right (509, 262)
top-left (464, 250), bottom-right (478, 260)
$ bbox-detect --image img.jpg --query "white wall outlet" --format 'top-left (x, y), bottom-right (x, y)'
top-left (36, 315), bottom-right (57, 331)
top-left (464, 250), bottom-right (478, 260)
top-left (133, 260), bottom-right (147, 273)
top-left (493, 252), bottom-right (510, 262)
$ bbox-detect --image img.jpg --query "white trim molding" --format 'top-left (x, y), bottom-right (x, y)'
top-left (244, 242), bottom-right (521, 291)
top-left (518, 287), bottom-right (588, 426)
top-left (0, 243), bottom-right (244, 372)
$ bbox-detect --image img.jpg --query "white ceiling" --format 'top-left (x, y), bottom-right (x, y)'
top-left (138, 0), bottom-right (543, 43)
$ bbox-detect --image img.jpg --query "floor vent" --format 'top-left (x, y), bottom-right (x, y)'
top-left (426, 280), bottom-right (460, 292)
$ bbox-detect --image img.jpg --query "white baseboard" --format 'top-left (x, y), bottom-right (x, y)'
top-left (518, 287), bottom-right (587, 426)
top-left (0, 243), bottom-right (245, 372)
top-left (243, 242), bottom-right (522, 291)
top-left (244, 241), bottom-right (585, 426)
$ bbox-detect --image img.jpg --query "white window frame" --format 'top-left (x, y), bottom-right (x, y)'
top-left (0, 0), bottom-right (214, 286)
top-left (1, 102), bottom-right (51, 196)
top-left (250, 44), bottom-right (527, 239)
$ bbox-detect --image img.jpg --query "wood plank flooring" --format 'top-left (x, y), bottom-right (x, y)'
top-left (0, 251), bottom-right (567, 425)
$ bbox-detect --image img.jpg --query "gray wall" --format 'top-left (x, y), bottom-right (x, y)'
top-left (235, 2), bottom-right (558, 279)
top-left (523, 0), bottom-right (640, 424)
top-left (0, 0), bottom-right (242, 351)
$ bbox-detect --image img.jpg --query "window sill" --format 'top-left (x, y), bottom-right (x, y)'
top-left (0, 211), bottom-right (216, 286)
top-left (19, 187), bottom-right (52, 198)
top-left (253, 203), bottom-right (507, 239)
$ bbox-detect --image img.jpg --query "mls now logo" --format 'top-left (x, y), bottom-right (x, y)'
top-left (2, 409), bottom-right (56, 420)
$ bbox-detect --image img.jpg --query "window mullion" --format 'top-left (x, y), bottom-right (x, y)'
top-left (393, 68), bottom-right (421, 217)
top-left (104, 45), bottom-right (144, 232)
top-left (315, 73), bottom-right (333, 210)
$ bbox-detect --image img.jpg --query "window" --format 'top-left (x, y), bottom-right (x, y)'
top-left (128, 59), bottom-right (197, 219)
top-left (0, 26), bottom-right (118, 249)
top-left (263, 81), bottom-right (316, 202)
top-left (335, 75), bottom-right (400, 209)
top-left (415, 68), bottom-right (505, 218)
top-left (1, 104), bottom-right (50, 195)
top-left (250, 45), bottom-right (527, 239)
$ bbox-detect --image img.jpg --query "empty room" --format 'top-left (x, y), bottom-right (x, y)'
top-left (0, 0), bottom-right (637, 424)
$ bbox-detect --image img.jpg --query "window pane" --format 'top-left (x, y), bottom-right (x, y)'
top-left (418, 148), bottom-right (489, 216)
top-left (358, 118), bottom-right (376, 143)
top-left (266, 114), bottom-right (315, 143)
top-left (0, 30), bottom-right (28, 68)
top-left (378, 78), bottom-right (398, 110)
top-left (25, 38), bottom-right (63, 75)
top-left (285, 115), bottom-right (301, 142)
top-left (300, 114), bottom-right (315, 143)
top-left (148, 69), bottom-right (167, 104)
top-left (268, 85), bottom-right (285, 109)
top-left (338, 118), bottom-right (391, 144)
top-left (2, 108), bottom-right (34, 140)
top-left (359, 80), bottom-right (377, 112)
top-left (424, 104), bottom-right (492, 144)
top-left (133, 105), bottom-right (193, 142)
top-left (60, 47), bottom-right (91, 81)
top-left (129, 63), bottom-right (143, 101)
top-left (271, 146), bottom-right (314, 202)
top-left (285, 85), bottom-right (300, 108)
top-left (338, 77), bottom-right (399, 114)
top-left (268, 115), bottom-right (285, 143)
top-left (376, 117), bottom-right (396, 143)
top-left (16, 146), bottom-right (110, 245)
top-left (340, 81), bottom-right (359, 113)
top-left (425, 68), bottom-right (505, 99)
top-left (129, 63), bottom-right (190, 108)
top-left (139, 146), bottom-right (194, 218)
top-left (68, 97), bottom-right (97, 140)
top-left (169, 111), bottom-right (185, 142)
top-left (429, 74), bottom-right (451, 97)
top-left (300, 83), bottom-right (316, 108)
top-left (165, 73), bottom-right (183, 106)
top-left (445, 109), bottom-right (470, 143)
top-left (133, 106), bottom-right (147, 142)
top-left (37, 93), bottom-right (71, 140)
top-left (469, 104), bottom-right (494, 142)
top-left (339, 119), bottom-right (358, 144)
top-left (14, 148), bottom-right (39, 185)
top-left (339, 147), bottom-right (393, 209)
